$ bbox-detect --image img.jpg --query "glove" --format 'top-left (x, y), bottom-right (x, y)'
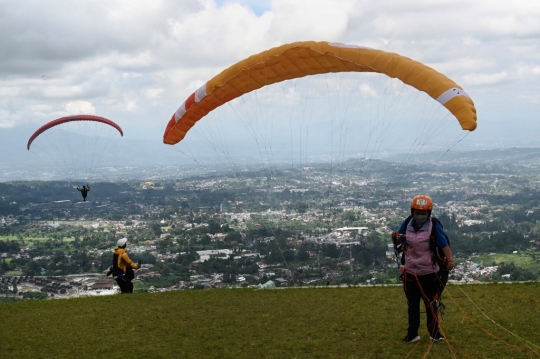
top-left (391, 231), bottom-right (401, 245)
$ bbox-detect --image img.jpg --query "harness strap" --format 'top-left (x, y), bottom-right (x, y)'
top-left (111, 253), bottom-right (126, 279)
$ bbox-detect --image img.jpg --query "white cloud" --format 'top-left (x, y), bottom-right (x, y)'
top-left (462, 36), bottom-right (481, 46)
top-left (144, 88), bottom-right (164, 101)
top-left (284, 87), bottom-right (300, 102)
top-left (431, 57), bottom-right (498, 79)
top-left (162, 0), bottom-right (272, 67)
top-left (0, 110), bottom-right (18, 128)
top-left (29, 104), bottom-right (54, 113)
top-left (516, 65), bottom-right (540, 76)
top-left (519, 94), bottom-right (540, 103)
top-left (463, 71), bottom-right (508, 85)
top-left (65, 101), bottom-right (96, 115)
top-left (43, 86), bottom-right (86, 99)
top-left (359, 84), bottom-right (378, 98)
top-left (268, 0), bottom-right (353, 42)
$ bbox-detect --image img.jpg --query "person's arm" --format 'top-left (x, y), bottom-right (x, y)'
top-left (397, 220), bottom-right (407, 234)
top-left (391, 219), bottom-right (408, 246)
top-left (434, 223), bottom-right (448, 247)
top-left (441, 246), bottom-right (453, 262)
top-left (121, 252), bottom-right (140, 269)
top-left (441, 246), bottom-right (455, 270)
top-left (434, 223), bottom-right (455, 270)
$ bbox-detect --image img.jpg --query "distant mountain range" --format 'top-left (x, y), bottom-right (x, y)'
top-left (2, 124), bottom-right (540, 181)
top-left (386, 147), bottom-right (540, 165)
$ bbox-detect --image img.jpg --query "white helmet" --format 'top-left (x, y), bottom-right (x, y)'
top-left (117, 237), bottom-right (128, 247)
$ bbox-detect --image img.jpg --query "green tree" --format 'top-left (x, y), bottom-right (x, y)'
top-left (225, 231), bottom-right (242, 243)
top-left (150, 222), bottom-right (163, 236)
top-left (23, 292), bottom-right (47, 300)
top-left (200, 234), bottom-right (212, 245)
top-left (293, 201), bottom-right (309, 214)
top-left (297, 250), bottom-right (310, 262)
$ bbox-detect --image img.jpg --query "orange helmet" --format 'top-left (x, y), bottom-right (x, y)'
top-left (410, 195), bottom-right (433, 211)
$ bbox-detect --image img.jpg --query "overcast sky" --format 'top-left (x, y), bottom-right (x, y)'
top-left (1, 0), bottom-right (540, 170)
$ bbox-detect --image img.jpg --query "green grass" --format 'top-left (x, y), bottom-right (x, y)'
top-left (1, 283), bottom-right (540, 358)
top-left (36, 220), bottom-right (99, 226)
top-left (474, 253), bottom-right (540, 271)
top-left (0, 235), bottom-right (39, 242)
top-left (0, 235), bottom-right (75, 243)
top-left (3, 270), bottom-right (23, 275)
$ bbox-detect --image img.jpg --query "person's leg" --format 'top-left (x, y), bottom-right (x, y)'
top-left (404, 277), bottom-right (421, 338)
top-left (418, 273), bottom-right (440, 336)
top-left (115, 278), bottom-right (130, 293)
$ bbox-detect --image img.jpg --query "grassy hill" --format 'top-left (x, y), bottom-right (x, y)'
top-left (1, 283), bottom-right (539, 359)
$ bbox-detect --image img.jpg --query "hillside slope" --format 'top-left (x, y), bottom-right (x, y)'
top-left (1, 284), bottom-right (539, 359)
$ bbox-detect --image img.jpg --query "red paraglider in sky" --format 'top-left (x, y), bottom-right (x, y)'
top-left (27, 115), bottom-right (123, 150)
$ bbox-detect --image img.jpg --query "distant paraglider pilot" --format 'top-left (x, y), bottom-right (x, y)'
top-left (108, 238), bottom-right (140, 294)
top-left (76, 184), bottom-right (90, 201)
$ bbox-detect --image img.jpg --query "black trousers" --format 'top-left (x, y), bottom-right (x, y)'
top-left (403, 272), bottom-right (440, 337)
top-left (115, 276), bottom-right (133, 294)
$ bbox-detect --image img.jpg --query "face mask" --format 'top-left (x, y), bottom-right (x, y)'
top-left (414, 214), bottom-right (429, 226)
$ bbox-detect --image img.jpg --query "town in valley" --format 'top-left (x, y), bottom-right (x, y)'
top-left (2, 148), bottom-right (540, 299)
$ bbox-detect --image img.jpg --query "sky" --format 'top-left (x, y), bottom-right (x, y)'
top-left (1, 0), bottom-right (540, 178)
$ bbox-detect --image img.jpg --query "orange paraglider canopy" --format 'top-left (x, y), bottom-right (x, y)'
top-left (163, 41), bottom-right (477, 145)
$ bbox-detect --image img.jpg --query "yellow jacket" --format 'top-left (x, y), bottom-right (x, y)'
top-left (114, 247), bottom-right (139, 274)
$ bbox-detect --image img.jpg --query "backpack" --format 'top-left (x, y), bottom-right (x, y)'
top-left (109, 253), bottom-right (133, 280)
top-left (401, 215), bottom-right (450, 289)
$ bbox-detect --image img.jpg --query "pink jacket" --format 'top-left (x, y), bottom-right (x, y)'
top-left (404, 219), bottom-right (439, 276)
